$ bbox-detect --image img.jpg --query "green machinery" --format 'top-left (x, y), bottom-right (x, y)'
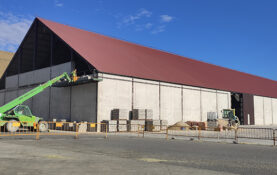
top-left (222, 109), bottom-right (240, 128)
top-left (0, 72), bottom-right (73, 132)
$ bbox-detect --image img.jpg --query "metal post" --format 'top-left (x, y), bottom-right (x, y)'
top-left (166, 128), bottom-right (168, 140)
top-left (235, 128), bottom-right (238, 143)
top-left (36, 123), bottom-right (40, 140)
top-left (137, 124), bottom-right (140, 137)
top-left (198, 127), bottom-right (201, 140)
top-left (75, 123), bottom-right (79, 139)
top-left (273, 129), bottom-right (276, 146)
top-left (105, 123), bottom-right (108, 139)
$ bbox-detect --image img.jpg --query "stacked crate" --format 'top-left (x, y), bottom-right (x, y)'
top-left (145, 120), bottom-right (161, 132)
top-left (101, 120), bottom-right (117, 132)
top-left (145, 109), bottom-right (153, 120)
top-left (118, 120), bottom-right (127, 132)
top-left (132, 109), bottom-right (146, 120)
top-left (160, 120), bottom-right (168, 130)
top-left (111, 109), bottom-right (128, 132)
top-left (127, 120), bottom-right (145, 132)
top-left (105, 109), bottom-right (168, 133)
top-left (78, 122), bottom-right (88, 133)
top-left (111, 109), bottom-right (128, 120)
top-left (129, 109), bottom-right (147, 132)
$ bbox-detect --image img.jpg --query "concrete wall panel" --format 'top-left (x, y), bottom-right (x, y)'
top-left (0, 92), bottom-right (5, 106)
top-left (264, 97), bottom-right (272, 125)
top-left (33, 67), bottom-right (50, 84)
top-left (160, 85), bottom-right (182, 125)
top-left (18, 68), bottom-right (50, 87)
top-left (6, 75), bottom-right (18, 89)
top-left (51, 62), bottom-right (72, 78)
top-left (217, 92), bottom-right (229, 118)
top-left (133, 81), bottom-right (159, 120)
top-left (98, 77), bottom-right (132, 121)
top-left (18, 88), bottom-right (33, 111)
top-left (19, 71), bottom-right (34, 87)
top-left (71, 83), bottom-right (97, 122)
top-left (254, 96), bottom-right (264, 125)
top-left (50, 87), bottom-right (71, 121)
top-left (32, 88), bottom-right (50, 121)
top-left (183, 88), bottom-right (201, 122)
top-left (5, 90), bottom-right (17, 104)
top-left (273, 98), bottom-right (277, 124)
top-left (201, 89), bottom-right (217, 122)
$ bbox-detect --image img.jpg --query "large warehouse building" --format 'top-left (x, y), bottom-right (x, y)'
top-left (0, 17), bottom-right (276, 126)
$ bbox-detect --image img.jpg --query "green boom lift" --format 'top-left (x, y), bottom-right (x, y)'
top-left (0, 72), bottom-right (73, 132)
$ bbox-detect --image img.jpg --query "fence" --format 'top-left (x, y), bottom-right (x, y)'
top-left (0, 121), bottom-right (276, 146)
top-left (0, 121), bottom-right (107, 140)
top-left (166, 126), bottom-right (277, 146)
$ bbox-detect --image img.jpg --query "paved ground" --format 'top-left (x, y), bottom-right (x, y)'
top-left (0, 135), bottom-right (276, 175)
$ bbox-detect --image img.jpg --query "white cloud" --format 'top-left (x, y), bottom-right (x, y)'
top-left (121, 8), bottom-right (152, 25)
top-left (116, 10), bottom-right (174, 34)
top-left (145, 22), bottom-right (153, 29)
top-left (151, 25), bottom-right (166, 34)
top-left (55, 0), bottom-right (63, 7)
top-left (135, 22), bottom-right (153, 31)
top-left (160, 15), bottom-right (174, 22)
top-left (0, 12), bottom-right (32, 52)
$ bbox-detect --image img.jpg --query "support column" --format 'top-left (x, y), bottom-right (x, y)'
top-left (159, 82), bottom-right (161, 120)
top-left (200, 88), bottom-right (203, 121)
top-left (216, 90), bottom-right (219, 118)
top-left (181, 86), bottom-right (184, 121)
top-left (131, 78), bottom-right (134, 111)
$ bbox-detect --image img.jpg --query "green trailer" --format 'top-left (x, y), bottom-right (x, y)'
top-left (0, 72), bottom-right (72, 132)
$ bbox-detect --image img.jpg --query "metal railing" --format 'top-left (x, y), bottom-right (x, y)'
top-left (165, 126), bottom-right (277, 146)
top-left (0, 121), bottom-right (108, 140)
top-left (1, 121), bottom-right (276, 146)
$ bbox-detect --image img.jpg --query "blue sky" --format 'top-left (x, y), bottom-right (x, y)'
top-left (0, 0), bottom-right (276, 80)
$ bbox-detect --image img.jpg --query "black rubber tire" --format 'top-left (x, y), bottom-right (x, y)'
top-left (38, 121), bottom-right (49, 132)
top-left (6, 120), bottom-right (20, 132)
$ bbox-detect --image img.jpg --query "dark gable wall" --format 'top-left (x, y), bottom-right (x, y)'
top-left (0, 19), bottom-right (98, 122)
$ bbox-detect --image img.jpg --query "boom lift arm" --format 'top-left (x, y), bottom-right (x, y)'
top-left (0, 72), bottom-right (72, 116)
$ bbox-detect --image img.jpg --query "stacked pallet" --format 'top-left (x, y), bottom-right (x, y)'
top-left (102, 109), bottom-right (129, 132)
top-left (103, 109), bottom-right (168, 133)
top-left (78, 122), bottom-right (88, 133)
top-left (145, 120), bottom-right (160, 131)
top-left (111, 109), bottom-right (128, 120)
top-left (132, 109), bottom-right (146, 120)
top-left (145, 109), bottom-right (153, 120)
top-left (118, 120), bottom-right (127, 132)
top-left (127, 120), bottom-right (145, 132)
top-left (160, 120), bottom-right (168, 130)
top-left (101, 120), bottom-right (117, 132)
top-left (130, 109), bottom-right (168, 132)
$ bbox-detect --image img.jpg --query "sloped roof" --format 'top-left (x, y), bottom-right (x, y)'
top-left (37, 17), bottom-right (277, 98)
top-left (0, 50), bottom-right (13, 77)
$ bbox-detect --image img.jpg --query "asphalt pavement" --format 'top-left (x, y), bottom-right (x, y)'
top-left (0, 135), bottom-right (276, 175)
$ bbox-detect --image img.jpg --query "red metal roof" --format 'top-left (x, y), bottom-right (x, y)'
top-left (38, 17), bottom-right (277, 98)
